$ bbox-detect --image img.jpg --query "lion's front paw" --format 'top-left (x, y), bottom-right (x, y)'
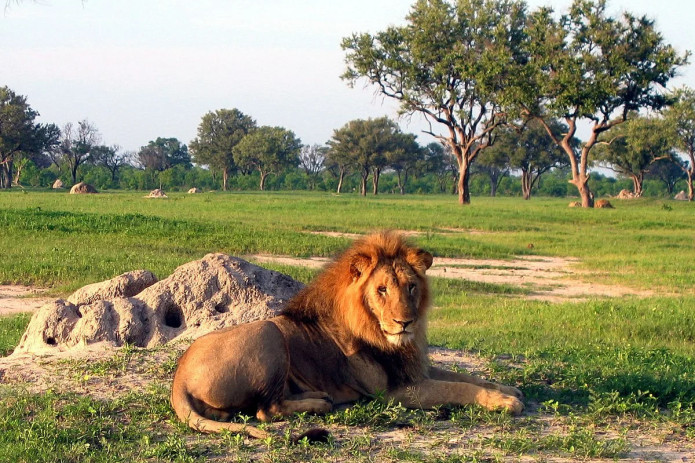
top-left (480, 391), bottom-right (524, 415)
top-left (497, 384), bottom-right (524, 399)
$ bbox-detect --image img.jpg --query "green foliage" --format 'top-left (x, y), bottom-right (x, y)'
top-left (595, 115), bottom-right (673, 196)
top-left (342, 0), bottom-right (530, 203)
top-left (189, 108), bottom-right (256, 190)
top-left (233, 126), bottom-right (302, 191)
top-left (525, 0), bottom-right (688, 202)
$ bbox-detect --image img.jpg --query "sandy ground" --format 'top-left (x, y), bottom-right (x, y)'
top-left (250, 254), bottom-right (654, 303)
top-left (0, 285), bottom-right (53, 316)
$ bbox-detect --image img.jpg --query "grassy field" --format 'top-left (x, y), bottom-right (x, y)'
top-left (1, 189), bottom-right (694, 462)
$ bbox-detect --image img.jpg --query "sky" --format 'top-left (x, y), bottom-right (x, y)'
top-left (1, 0), bottom-right (693, 154)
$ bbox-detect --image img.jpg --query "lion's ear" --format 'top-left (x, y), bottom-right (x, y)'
top-left (349, 253), bottom-right (372, 280)
top-left (406, 249), bottom-right (433, 273)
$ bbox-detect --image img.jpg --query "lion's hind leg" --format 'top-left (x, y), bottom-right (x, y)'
top-left (256, 396), bottom-right (333, 422)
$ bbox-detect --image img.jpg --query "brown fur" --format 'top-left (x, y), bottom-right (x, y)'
top-left (171, 231), bottom-right (523, 437)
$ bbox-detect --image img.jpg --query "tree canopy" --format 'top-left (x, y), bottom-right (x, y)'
top-left (524, 0), bottom-right (688, 206)
top-left (233, 126), bottom-right (302, 191)
top-left (595, 115), bottom-right (672, 197)
top-left (342, 0), bottom-right (530, 204)
top-left (0, 86), bottom-right (58, 188)
top-left (189, 109), bottom-right (256, 191)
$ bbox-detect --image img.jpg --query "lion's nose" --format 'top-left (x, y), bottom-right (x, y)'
top-left (393, 319), bottom-right (414, 329)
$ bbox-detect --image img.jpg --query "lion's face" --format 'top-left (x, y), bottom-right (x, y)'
top-left (348, 246), bottom-right (433, 348)
top-left (364, 261), bottom-right (426, 345)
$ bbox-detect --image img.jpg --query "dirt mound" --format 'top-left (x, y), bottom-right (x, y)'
top-left (188, 187), bottom-right (201, 194)
top-left (12, 254), bottom-right (304, 355)
top-left (52, 179), bottom-right (64, 189)
top-left (145, 188), bottom-right (167, 198)
top-left (674, 190), bottom-right (688, 201)
top-left (568, 201), bottom-right (582, 207)
top-left (69, 182), bottom-right (98, 194)
top-left (616, 189), bottom-right (636, 199)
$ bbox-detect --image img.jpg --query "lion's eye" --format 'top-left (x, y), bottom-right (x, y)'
top-left (377, 286), bottom-right (387, 295)
top-left (408, 283), bottom-right (417, 295)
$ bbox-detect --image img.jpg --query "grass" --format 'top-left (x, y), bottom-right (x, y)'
top-left (1, 190), bottom-right (694, 461)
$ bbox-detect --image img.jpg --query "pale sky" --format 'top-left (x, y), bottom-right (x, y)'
top-left (1, 0), bottom-right (693, 153)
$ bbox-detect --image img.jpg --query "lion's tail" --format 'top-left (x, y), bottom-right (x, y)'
top-left (170, 379), bottom-right (269, 439)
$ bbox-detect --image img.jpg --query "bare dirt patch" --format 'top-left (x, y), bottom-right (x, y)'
top-left (0, 285), bottom-right (53, 316)
top-left (250, 254), bottom-right (653, 302)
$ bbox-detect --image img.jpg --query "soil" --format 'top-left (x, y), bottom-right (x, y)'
top-left (250, 254), bottom-right (654, 303)
top-left (0, 285), bottom-right (53, 316)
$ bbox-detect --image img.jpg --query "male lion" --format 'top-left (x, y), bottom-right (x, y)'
top-left (171, 231), bottom-right (523, 437)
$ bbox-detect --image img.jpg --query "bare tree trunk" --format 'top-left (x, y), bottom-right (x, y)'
top-left (571, 175), bottom-right (594, 208)
top-left (521, 170), bottom-right (532, 200)
top-left (259, 171), bottom-right (267, 191)
top-left (360, 169), bottom-right (368, 196)
top-left (687, 170), bottom-right (694, 201)
top-left (457, 163), bottom-right (471, 205)
top-left (631, 174), bottom-right (644, 197)
top-left (336, 168), bottom-right (345, 194)
top-left (222, 168), bottom-right (229, 191)
top-left (70, 163), bottom-right (78, 184)
top-left (372, 167), bottom-right (380, 195)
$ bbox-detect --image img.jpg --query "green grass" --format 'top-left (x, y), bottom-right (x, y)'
top-left (1, 190), bottom-right (694, 461)
top-left (1, 190), bottom-right (693, 292)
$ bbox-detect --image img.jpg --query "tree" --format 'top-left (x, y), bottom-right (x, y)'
top-left (647, 157), bottom-right (686, 196)
top-left (484, 120), bottom-right (570, 199)
top-left (417, 142), bottom-right (458, 193)
top-left (0, 86), bottom-right (55, 188)
top-left (664, 87), bottom-right (695, 201)
top-left (324, 142), bottom-right (352, 194)
top-left (59, 119), bottom-right (101, 185)
top-left (91, 144), bottom-right (129, 182)
top-left (327, 117), bottom-right (404, 196)
top-left (524, 0), bottom-right (688, 207)
top-left (343, 0), bottom-right (529, 204)
top-left (189, 109), bottom-right (256, 191)
top-left (233, 126), bottom-right (302, 191)
top-left (386, 132), bottom-right (420, 195)
top-left (595, 116), bottom-right (672, 197)
top-left (299, 144), bottom-right (327, 190)
top-left (473, 142), bottom-right (510, 197)
top-left (138, 137), bottom-right (190, 171)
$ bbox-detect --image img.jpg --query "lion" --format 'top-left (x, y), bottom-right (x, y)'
top-left (171, 231), bottom-right (523, 438)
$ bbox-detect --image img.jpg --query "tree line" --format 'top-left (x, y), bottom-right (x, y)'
top-left (2, 0), bottom-right (694, 204)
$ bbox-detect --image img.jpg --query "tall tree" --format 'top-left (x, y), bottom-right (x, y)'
top-left (417, 142), bottom-right (458, 193)
top-left (664, 87), bottom-right (695, 201)
top-left (91, 144), bottom-right (128, 182)
top-left (386, 132), bottom-right (420, 195)
top-left (0, 86), bottom-right (54, 188)
top-left (233, 126), bottom-right (302, 191)
top-left (138, 137), bottom-right (190, 171)
top-left (59, 119), bottom-right (101, 184)
top-left (324, 142), bottom-right (352, 194)
top-left (343, 0), bottom-right (529, 204)
top-left (647, 157), bottom-right (686, 196)
top-left (595, 115), bottom-right (672, 197)
top-left (327, 117), bottom-right (404, 196)
top-left (189, 109), bottom-right (256, 191)
top-left (299, 144), bottom-right (327, 190)
top-left (473, 143), bottom-right (510, 198)
top-left (524, 0), bottom-right (688, 206)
